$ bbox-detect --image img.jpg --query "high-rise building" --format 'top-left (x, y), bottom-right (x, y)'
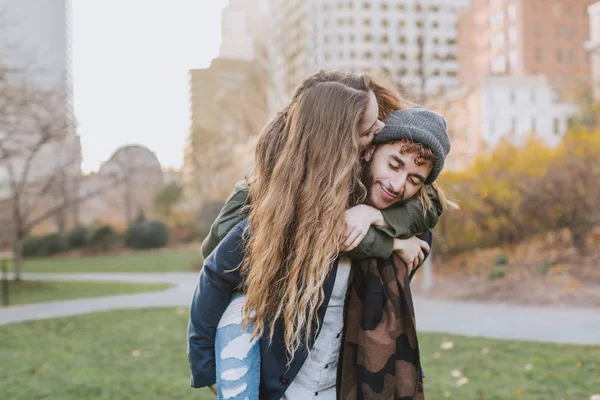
top-left (458, 0), bottom-right (595, 100)
top-left (586, 1), bottom-right (600, 99)
top-left (429, 75), bottom-right (576, 170)
top-left (267, 0), bottom-right (469, 114)
top-left (219, 0), bottom-right (265, 61)
top-left (0, 0), bottom-right (80, 230)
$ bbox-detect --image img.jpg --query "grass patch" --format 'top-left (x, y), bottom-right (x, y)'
top-left (8, 251), bottom-right (201, 273)
top-left (1, 280), bottom-right (172, 306)
top-left (0, 308), bottom-right (598, 399)
top-left (420, 333), bottom-right (600, 399)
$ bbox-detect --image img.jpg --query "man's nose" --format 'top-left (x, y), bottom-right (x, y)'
top-left (390, 175), bottom-right (406, 195)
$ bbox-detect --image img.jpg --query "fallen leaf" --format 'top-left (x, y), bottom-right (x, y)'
top-left (577, 361), bottom-right (583, 368)
top-left (443, 392), bottom-right (451, 398)
top-left (433, 352), bottom-right (442, 359)
top-left (524, 363), bottom-right (533, 371)
top-left (451, 369), bottom-right (462, 378)
top-left (132, 349), bottom-right (141, 357)
top-left (515, 389), bottom-right (521, 395)
top-left (481, 347), bottom-right (489, 354)
top-left (456, 377), bottom-right (469, 386)
top-left (441, 341), bottom-right (454, 350)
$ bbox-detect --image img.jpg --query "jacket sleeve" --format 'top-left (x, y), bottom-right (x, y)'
top-left (344, 186), bottom-right (442, 260)
top-left (377, 185), bottom-right (442, 239)
top-left (188, 219), bottom-right (247, 388)
top-left (201, 180), bottom-right (251, 259)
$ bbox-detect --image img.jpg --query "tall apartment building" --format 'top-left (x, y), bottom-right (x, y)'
top-left (267, 0), bottom-right (469, 114)
top-left (429, 75), bottom-right (576, 170)
top-left (219, 0), bottom-right (266, 61)
top-left (458, 0), bottom-right (595, 100)
top-left (586, 1), bottom-right (600, 99)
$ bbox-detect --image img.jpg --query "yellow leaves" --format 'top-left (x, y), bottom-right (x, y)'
top-left (577, 361), bottom-right (583, 368)
top-left (515, 388), bottom-right (521, 395)
top-left (132, 349), bottom-right (141, 357)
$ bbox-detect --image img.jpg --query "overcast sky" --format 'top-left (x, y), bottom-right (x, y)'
top-left (72, 0), bottom-right (228, 173)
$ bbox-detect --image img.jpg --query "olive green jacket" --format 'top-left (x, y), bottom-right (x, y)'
top-left (201, 180), bottom-right (442, 260)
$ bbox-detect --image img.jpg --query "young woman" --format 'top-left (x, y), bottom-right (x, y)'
top-left (188, 71), bottom-right (450, 400)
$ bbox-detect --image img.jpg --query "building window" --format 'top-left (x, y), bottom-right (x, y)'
top-left (364, 51), bottom-right (373, 60)
top-left (567, 25), bottom-right (574, 39)
top-left (399, 36), bottom-right (407, 44)
top-left (415, 3), bottom-right (422, 12)
top-left (380, 2), bottom-right (388, 11)
top-left (337, 18), bottom-right (344, 26)
top-left (531, 117), bottom-right (536, 131)
top-left (509, 50), bottom-right (518, 69)
top-left (381, 52), bottom-right (390, 60)
top-left (447, 38), bottom-right (456, 45)
top-left (348, 17), bottom-right (355, 25)
top-left (430, 5), bottom-right (440, 12)
top-left (338, 51), bottom-right (344, 59)
top-left (397, 68), bottom-right (407, 76)
top-left (432, 21), bottom-right (439, 29)
top-left (416, 20), bottom-right (424, 29)
top-left (534, 24), bottom-right (541, 39)
top-left (398, 20), bottom-right (406, 28)
top-left (509, 27), bottom-right (517, 44)
top-left (381, 19), bottom-right (389, 28)
top-left (364, 34), bottom-right (373, 42)
top-left (349, 34), bottom-right (355, 42)
top-left (535, 48), bottom-right (543, 62)
top-left (557, 49), bottom-right (563, 63)
top-left (397, 4), bottom-right (405, 11)
top-left (363, 18), bottom-right (372, 26)
top-left (553, 118), bottom-right (559, 135)
top-left (381, 35), bottom-right (389, 44)
top-left (363, 2), bottom-right (371, 9)
top-left (508, 3), bottom-right (517, 21)
top-left (350, 50), bottom-right (356, 59)
top-left (399, 53), bottom-right (407, 60)
top-left (447, 70), bottom-right (457, 77)
top-left (556, 25), bottom-right (563, 39)
top-left (339, 34), bottom-right (344, 43)
top-left (569, 49), bottom-right (575, 64)
top-left (510, 90), bottom-right (516, 104)
top-left (511, 117), bottom-right (517, 132)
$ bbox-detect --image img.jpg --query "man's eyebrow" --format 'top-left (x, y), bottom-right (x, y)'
top-left (392, 154), bottom-right (426, 182)
top-left (390, 154), bottom-right (405, 166)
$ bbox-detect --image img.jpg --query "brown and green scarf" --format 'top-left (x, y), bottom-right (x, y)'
top-left (338, 253), bottom-right (424, 400)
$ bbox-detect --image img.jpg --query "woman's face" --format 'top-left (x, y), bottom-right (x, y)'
top-left (357, 90), bottom-right (385, 147)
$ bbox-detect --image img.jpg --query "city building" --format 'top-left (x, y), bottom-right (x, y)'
top-left (266, 0), bottom-right (469, 114)
top-left (219, 0), bottom-right (266, 61)
top-left (429, 75), bottom-right (577, 170)
top-left (585, 1), bottom-right (600, 99)
top-left (458, 0), bottom-right (595, 100)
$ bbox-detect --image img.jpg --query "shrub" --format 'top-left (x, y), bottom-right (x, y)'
top-left (68, 226), bottom-right (93, 249)
top-left (22, 236), bottom-right (42, 257)
top-left (494, 253), bottom-right (509, 265)
top-left (90, 225), bottom-right (121, 248)
top-left (537, 262), bottom-right (554, 276)
top-left (489, 267), bottom-right (508, 280)
top-left (23, 233), bottom-right (69, 257)
top-left (125, 220), bottom-right (170, 249)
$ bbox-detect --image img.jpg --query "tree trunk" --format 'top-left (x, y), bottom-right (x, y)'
top-left (12, 237), bottom-right (23, 282)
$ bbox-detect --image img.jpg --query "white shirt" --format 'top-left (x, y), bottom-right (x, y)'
top-left (282, 257), bottom-right (351, 400)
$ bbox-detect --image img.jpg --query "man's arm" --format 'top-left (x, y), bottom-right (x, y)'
top-left (201, 180), bottom-right (250, 259)
top-left (188, 220), bottom-right (247, 389)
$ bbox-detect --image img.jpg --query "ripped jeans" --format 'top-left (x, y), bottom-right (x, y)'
top-left (215, 293), bottom-right (260, 400)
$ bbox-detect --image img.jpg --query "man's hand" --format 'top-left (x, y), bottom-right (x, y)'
top-left (209, 383), bottom-right (217, 395)
top-left (393, 237), bottom-right (431, 274)
top-left (340, 205), bottom-right (381, 251)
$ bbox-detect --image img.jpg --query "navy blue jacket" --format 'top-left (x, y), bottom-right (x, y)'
top-left (188, 218), bottom-right (432, 400)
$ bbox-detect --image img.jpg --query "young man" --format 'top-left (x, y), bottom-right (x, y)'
top-left (188, 106), bottom-right (451, 400)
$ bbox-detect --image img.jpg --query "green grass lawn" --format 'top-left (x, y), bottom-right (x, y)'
top-left (2, 280), bottom-right (172, 306)
top-left (0, 308), bottom-right (598, 400)
top-left (8, 250), bottom-right (202, 273)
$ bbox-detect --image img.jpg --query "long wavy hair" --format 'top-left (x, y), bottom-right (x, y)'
top-left (241, 70), bottom-right (417, 359)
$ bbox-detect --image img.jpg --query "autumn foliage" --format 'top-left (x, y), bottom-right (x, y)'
top-left (437, 127), bottom-right (600, 256)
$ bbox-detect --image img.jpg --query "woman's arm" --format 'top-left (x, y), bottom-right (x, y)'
top-left (188, 219), bottom-right (247, 389)
top-left (343, 185), bottom-right (442, 259)
top-left (201, 180), bottom-right (250, 259)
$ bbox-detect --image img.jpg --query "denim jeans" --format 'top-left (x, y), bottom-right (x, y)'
top-left (215, 293), bottom-right (260, 400)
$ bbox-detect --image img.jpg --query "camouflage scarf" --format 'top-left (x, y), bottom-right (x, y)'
top-left (338, 253), bottom-right (424, 400)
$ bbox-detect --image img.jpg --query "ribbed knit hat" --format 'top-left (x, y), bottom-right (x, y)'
top-left (372, 106), bottom-right (450, 184)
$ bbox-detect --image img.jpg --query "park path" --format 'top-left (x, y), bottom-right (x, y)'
top-left (1, 272), bottom-right (599, 345)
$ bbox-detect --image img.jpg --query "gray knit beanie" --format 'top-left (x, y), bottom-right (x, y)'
top-left (372, 106), bottom-right (450, 184)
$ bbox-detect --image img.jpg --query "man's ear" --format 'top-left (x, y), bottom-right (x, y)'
top-left (364, 146), bottom-right (375, 162)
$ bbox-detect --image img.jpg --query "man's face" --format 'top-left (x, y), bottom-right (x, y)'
top-left (363, 142), bottom-right (433, 209)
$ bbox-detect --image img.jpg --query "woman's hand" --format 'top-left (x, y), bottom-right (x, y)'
top-left (209, 383), bottom-right (217, 395)
top-left (340, 205), bottom-right (381, 251)
top-left (393, 237), bottom-right (431, 274)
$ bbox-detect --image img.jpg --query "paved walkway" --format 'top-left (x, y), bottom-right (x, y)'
top-left (1, 272), bottom-right (599, 345)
